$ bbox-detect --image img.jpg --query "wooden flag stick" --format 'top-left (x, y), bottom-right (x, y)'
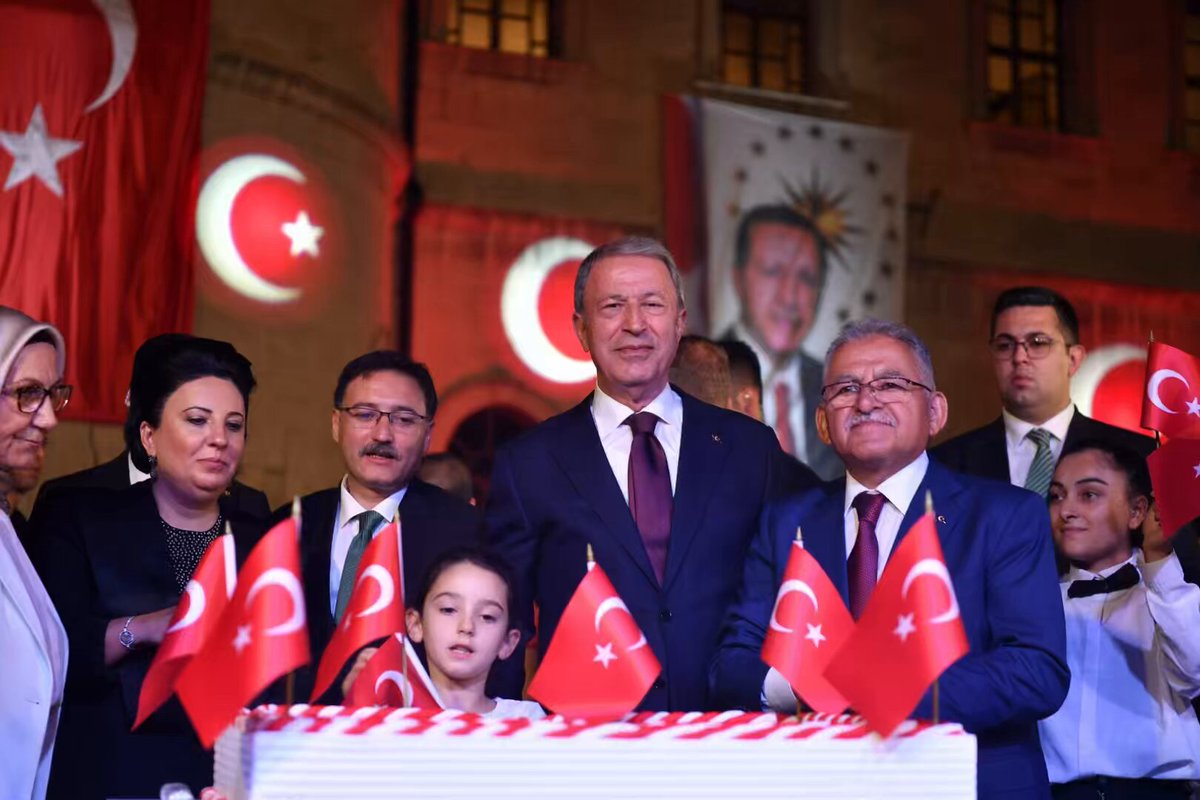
top-left (933, 680), bottom-right (940, 724)
top-left (794, 526), bottom-right (804, 548)
top-left (395, 509), bottom-right (408, 706)
top-left (925, 490), bottom-right (933, 516)
top-left (586, 543), bottom-right (595, 571)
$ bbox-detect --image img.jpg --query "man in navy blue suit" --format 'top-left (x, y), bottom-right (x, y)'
top-left (712, 318), bottom-right (1068, 799)
top-left (488, 236), bottom-right (809, 712)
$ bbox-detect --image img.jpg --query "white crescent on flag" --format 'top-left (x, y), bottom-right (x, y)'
top-left (375, 670), bottom-right (414, 707)
top-left (1147, 369), bottom-right (1190, 415)
top-left (354, 565), bottom-right (395, 619)
top-left (88, 0), bottom-right (138, 112)
top-left (594, 596), bottom-right (648, 652)
top-left (767, 579), bottom-right (820, 634)
top-left (900, 558), bottom-right (960, 624)
top-left (165, 580), bottom-right (205, 635)
top-left (245, 567), bottom-right (306, 636)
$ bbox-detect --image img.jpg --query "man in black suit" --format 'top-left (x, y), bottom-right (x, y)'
top-left (30, 333), bottom-right (270, 524)
top-left (723, 205), bottom-right (840, 479)
top-left (282, 351), bottom-right (480, 702)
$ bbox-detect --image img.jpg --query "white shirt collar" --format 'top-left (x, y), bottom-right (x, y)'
top-left (843, 452), bottom-right (929, 517)
top-left (1064, 550), bottom-right (1138, 583)
top-left (591, 383), bottom-right (683, 438)
top-left (127, 452), bottom-right (151, 485)
top-left (1003, 404), bottom-right (1075, 449)
top-left (337, 476), bottom-right (407, 529)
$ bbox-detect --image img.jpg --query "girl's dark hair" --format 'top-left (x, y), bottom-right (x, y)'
top-left (414, 546), bottom-right (521, 630)
top-left (127, 336), bottom-right (256, 472)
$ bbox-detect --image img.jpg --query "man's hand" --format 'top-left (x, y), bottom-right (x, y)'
top-left (341, 647), bottom-right (380, 699)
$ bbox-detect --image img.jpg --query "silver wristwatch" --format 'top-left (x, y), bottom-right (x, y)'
top-left (119, 616), bottom-right (136, 650)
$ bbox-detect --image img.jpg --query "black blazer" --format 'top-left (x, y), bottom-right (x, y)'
top-left (30, 481), bottom-right (266, 799)
top-left (32, 452), bottom-right (272, 525)
top-left (275, 479), bottom-right (483, 704)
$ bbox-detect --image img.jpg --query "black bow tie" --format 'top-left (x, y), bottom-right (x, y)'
top-left (1067, 563), bottom-right (1140, 598)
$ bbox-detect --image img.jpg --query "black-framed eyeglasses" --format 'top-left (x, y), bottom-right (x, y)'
top-left (988, 334), bottom-right (1063, 360)
top-left (1, 383), bottom-right (72, 415)
top-left (337, 405), bottom-right (429, 431)
top-left (821, 377), bottom-right (933, 408)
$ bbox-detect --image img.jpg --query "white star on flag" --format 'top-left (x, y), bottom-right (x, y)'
top-left (0, 104), bottom-right (83, 198)
top-left (804, 623), bottom-right (826, 648)
top-left (281, 211), bottom-right (323, 258)
top-left (893, 613), bottom-right (917, 642)
top-left (233, 624), bottom-right (253, 654)
top-left (1187, 397), bottom-right (1200, 417)
top-left (593, 642), bottom-right (617, 669)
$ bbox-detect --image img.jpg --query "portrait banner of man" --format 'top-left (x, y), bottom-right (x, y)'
top-left (666, 98), bottom-right (908, 479)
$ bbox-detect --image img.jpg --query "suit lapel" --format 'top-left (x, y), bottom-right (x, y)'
top-left (804, 480), bottom-right (850, 601)
top-left (1062, 406), bottom-right (1090, 452)
top-left (890, 458), bottom-right (966, 557)
top-left (974, 418), bottom-right (1010, 483)
top-left (548, 400), bottom-right (660, 586)
top-left (300, 489), bottom-right (339, 653)
top-left (662, 396), bottom-right (732, 589)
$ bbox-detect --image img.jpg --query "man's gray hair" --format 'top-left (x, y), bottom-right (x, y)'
top-left (825, 318), bottom-right (937, 388)
top-left (573, 236), bottom-right (686, 314)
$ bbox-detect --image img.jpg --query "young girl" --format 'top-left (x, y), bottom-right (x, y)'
top-left (344, 546), bottom-right (545, 719)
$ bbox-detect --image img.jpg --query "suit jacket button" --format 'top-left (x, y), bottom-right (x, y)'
top-left (659, 609), bottom-right (672, 622)
top-left (652, 679), bottom-right (665, 691)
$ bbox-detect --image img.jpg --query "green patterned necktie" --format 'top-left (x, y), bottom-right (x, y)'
top-left (335, 509), bottom-right (386, 622)
top-left (1024, 428), bottom-right (1056, 497)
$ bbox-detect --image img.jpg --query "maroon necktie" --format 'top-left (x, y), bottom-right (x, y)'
top-left (848, 491), bottom-right (887, 619)
top-left (625, 412), bottom-right (672, 584)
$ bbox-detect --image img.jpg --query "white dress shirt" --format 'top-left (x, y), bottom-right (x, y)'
top-left (734, 321), bottom-right (807, 459)
top-left (1003, 404), bottom-right (1073, 487)
top-left (1038, 551), bottom-right (1200, 783)
top-left (590, 384), bottom-right (682, 500)
top-left (764, 453), bottom-right (931, 711)
top-left (127, 453), bottom-right (151, 484)
top-left (328, 477), bottom-right (407, 616)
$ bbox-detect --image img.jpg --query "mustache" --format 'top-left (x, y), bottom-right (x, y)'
top-left (844, 410), bottom-right (897, 431)
top-left (360, 443), bottom-right (398, 459)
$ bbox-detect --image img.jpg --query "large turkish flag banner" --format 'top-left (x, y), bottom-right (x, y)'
top-left (0, 0), bottom-right (206, 422)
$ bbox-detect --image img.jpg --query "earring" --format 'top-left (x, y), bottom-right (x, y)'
top-left (148, 455), bottom-right (157, 477)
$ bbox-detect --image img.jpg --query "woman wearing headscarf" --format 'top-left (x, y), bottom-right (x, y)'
top-left (34, 335), bottom-right (264, 799)
top-left (0, 306), bottom-right (70, 800)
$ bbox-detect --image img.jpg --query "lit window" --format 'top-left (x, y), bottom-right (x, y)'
top-left (984, 0), bottom-right (1062, 130)
top-left (721, 1), bottom-right (808, 95)
top-left (445, 0), bottom-right (552, 58)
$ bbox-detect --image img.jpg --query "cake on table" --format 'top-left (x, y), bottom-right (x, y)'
top-left (215, 704), bottom-right (976, 800)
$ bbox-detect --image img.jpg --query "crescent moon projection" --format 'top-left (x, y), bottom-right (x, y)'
top-left (165, 580), bottom-right (206, 634)
top-left (500, 236), bottom-right (597, 384)
top-left (87, 0), bottom-right (138, 112)
top-left (374, 671), bottom-right (413, 707)
top-left (1147, 369), bottom-right (1190, 415)
top-left (196, 154), bottom-right (305, 305)
top-left (767, 579), bottom-right (820, 634)
top-left (354, 565), bottom-right (395, 619)
top-left (900, 559), bottom-right (960, 625)
top-left (245, 567), bottom-right (306, 636)
top-left (594, 596), bottom-right (647, 652)
top-left (1070, 344), bottom-right (1145, 418)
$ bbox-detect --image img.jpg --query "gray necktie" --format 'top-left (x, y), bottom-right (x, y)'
top-left (1024, 428), bottom-right (1055, 497)
top-left (335, 509), bottom-right (386, 622)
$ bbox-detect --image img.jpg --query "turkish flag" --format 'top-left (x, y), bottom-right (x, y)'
top-left (1148, 438), bottom-right (1200, 538)
top-left (310, 520), bottom-right (405, 701)
top-left (0, 1), bottom-right (206, 422)
top-left (176, 516), bottom-right (309, 747)
top-left (826, 512), bottom-right (969, 737)
top-left (1141, 342), bottom-right (1200, 439)
top-left (345, 633), bottom-right (443, 709)
top-left (133, 533), bottom-right (236, 729)
top-left (527, 564), bottom-right (660, 721)
top-left (761, 541), bottom-right (854, 714)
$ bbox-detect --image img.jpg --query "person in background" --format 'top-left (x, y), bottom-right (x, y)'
top-left (669, 334), bottom-right (732, 407)
top-left (9, 455), bottom-right (44, 549)
top-left (0, 306), bottom-right (70, 800)
top-left (720, 339), bottom-right (765, 422)
top-left (418, 451), bottom-right (476, 506)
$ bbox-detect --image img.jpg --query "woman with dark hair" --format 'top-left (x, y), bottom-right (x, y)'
top-left (33, 335), bottom-right (264, 799)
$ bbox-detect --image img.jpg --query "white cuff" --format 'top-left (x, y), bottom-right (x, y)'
top-left (761, 667), bottom-right (798, 713)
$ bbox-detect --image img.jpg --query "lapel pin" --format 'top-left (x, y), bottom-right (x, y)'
top-left (937, 515), bottom-right (947, 524)
top-left (711, 433), bottom-right (721, 443)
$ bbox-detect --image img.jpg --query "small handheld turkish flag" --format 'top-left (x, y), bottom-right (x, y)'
top-left (1141, 341), bottom-right (1200, 439)
top-left (311, 519), bottom-right (405, 701)
top-left (528, 562), bottom-right (660, 721)
top-left (761, 534), bottom-right (854, 714)
top-left (345, 633), bottom-right (443, 709)
top-left (134, 531), bottom-right (236, 729)
top-left (1148, 438), bottom-right (1200, 538)
top-left (826, 507), bottom-right (968, 737)
top-left (176, 514), bottom-right (310, 747)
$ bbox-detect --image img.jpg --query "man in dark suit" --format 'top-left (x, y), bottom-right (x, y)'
top-left (281, 351), bottom-right (480, 703)
top-left (712, 319), bottom-right (1069, 800)
top-left (723, 204), bottom-right (840, 480)
top-left (932, 286), bottom-right (1154, 489)
top-left (488, 236), bottom-right (801, 712)
top-left (31, 333), bottom-right (271, 524)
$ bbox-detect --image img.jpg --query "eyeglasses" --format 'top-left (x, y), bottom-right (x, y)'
top-left (821, 377), bottom-right (932, 409)
top-left (988, 334), bottom-right (1064, 360)
top-left (337, 405), bottom-right (429, 431)
top-left (1, 383), bottom-right (72, 415)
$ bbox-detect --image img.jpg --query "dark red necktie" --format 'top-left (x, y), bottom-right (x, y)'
top-left (848, 491), bottom-right (887, 619)
top-left (625, 412), bottom-right (672, 585)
